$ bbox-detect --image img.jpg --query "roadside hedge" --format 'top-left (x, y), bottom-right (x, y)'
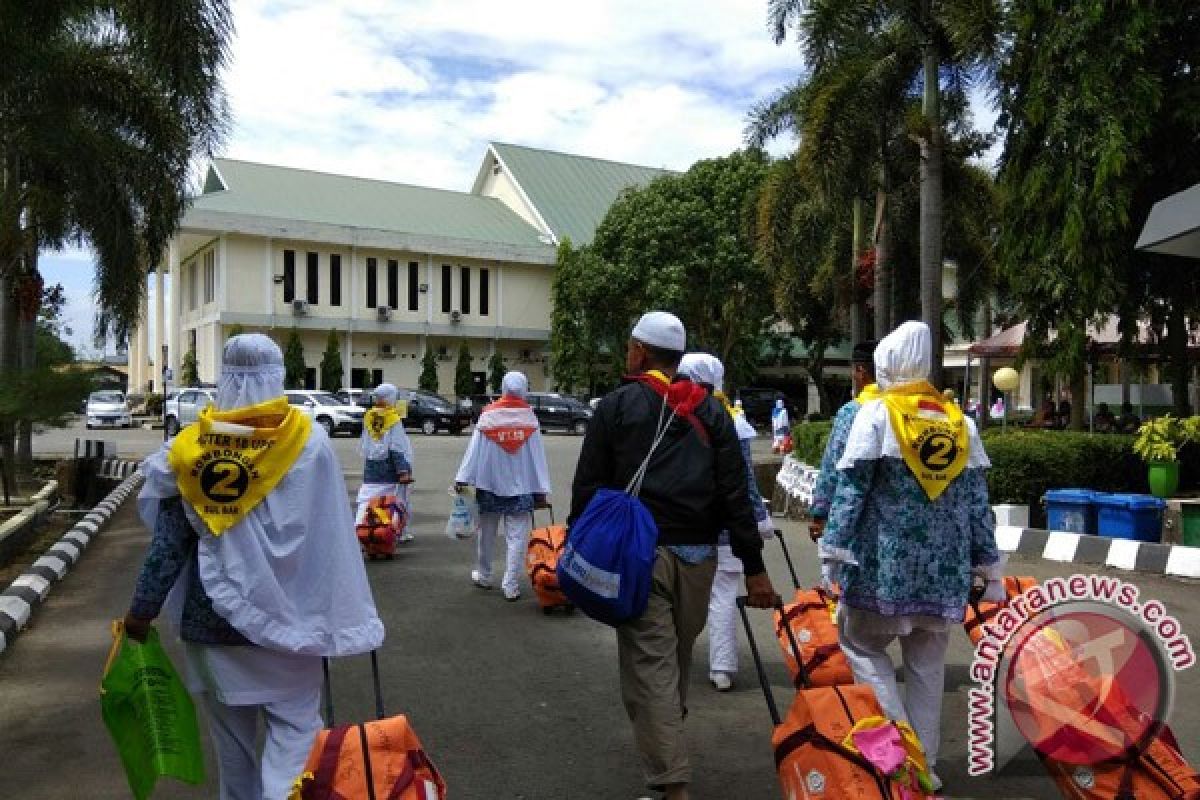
top-left (789, 423), bottom-right (1198, 528)
top-left (791, 421), bottom-right (833, 466)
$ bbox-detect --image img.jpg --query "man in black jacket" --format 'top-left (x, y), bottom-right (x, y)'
top-left (569, 311), bottom-right (778, 800)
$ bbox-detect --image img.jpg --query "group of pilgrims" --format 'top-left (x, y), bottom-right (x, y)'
top-left (121, 312), bottom-right (1001, 799)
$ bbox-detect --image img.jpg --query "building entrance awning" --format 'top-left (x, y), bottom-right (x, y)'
top-left (1137, 182), bottom-right (1200, 258)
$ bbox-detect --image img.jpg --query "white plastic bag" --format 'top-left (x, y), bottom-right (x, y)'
top-left (445, 490), bottom-right (479, 540)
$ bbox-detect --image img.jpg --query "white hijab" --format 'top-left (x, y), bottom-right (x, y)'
top-left (679, 352), bottom-right (756, 441)
top-left (454, 371), bottom-right (551, 497)
top-left (140, 334), bottom-right (384, 656)
top-left (838, 321), bottom-right (990, 470)
top-left (359, 383), bottom-right (413, 465)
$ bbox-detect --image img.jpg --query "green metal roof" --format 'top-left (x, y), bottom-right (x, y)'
top-left (487, 142), bottom-right (673, 247)
top-left (193, 159), bottom-right (550, 249)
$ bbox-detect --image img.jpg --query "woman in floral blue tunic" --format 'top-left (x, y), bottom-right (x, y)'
top-left (820, 321), bottom-right (1004, 791)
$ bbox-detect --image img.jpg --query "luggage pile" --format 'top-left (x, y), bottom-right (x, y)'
top-left (740, 530), bottom-right (937, 800)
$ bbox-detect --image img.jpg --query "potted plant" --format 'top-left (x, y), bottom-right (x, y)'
top-left (1132, 415), bottom-right (1199, 498)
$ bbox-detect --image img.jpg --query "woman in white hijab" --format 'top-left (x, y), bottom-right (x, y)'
top-left (820, 321), bottom-right (1002, 791)
top-left (125, 333), bottom-right (384, 800)
top-left (454, 371), bottom-right (551, 601)
top-left (679, 353), bottom-right (774, 692)
top-left (771, 398), bottom-right (790, 453)
top-left (358, 382), bottom-right (416, 543)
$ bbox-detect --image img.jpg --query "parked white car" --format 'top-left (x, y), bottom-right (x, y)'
top-left (163, 387), bottom-right (216, 436)
top-left (285, 390), bottom-right (365, 436)
top-left (85, 390), bottom-right (132, 429)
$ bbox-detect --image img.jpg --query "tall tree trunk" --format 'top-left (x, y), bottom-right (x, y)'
top-left (15, 243), bottom-right (37, 469)
top-left (978, 296), bottom-right (994, 430)
top-left (919, 15), bottom-right (945, 384)
top-left (850, 196), bottom-right (867, 343)
top-left (1168, 295), bottom-right (1191, 417)
top-left (0, 274), bottom-right (17, 496)
top-left (1069, 366), bottom-right (1087, 431)
top-left (873, 163), bottom-right (892, 339)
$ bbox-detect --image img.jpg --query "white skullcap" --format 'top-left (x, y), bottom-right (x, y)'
top-left (679, 353), bottom-right (724, 392)
top-left (501, 371), bottom-right (528, 398)
top-left (631, 311), bottom-right (686, 352)
top-left (374, 383), bottom-right (399, 404)
top-left (216, 334), bottom-right (286, 410)
top-left (875, 321), bottom-right (931, 390)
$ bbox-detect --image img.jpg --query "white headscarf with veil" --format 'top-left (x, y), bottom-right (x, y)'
top-left (139, 333), bottom-right (384, 659)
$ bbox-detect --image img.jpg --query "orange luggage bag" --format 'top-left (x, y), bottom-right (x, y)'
top-left (961, 575), bottom-right (1036, 645)
top-left (1009, 626), bottom-right (1200, 800)
top-left (771, 530), bottom-right (854, 687)
top-left (526, 508), bottom-right (574, 614)
top-left (294, 652), bottom-right (446, 800)
top-left (356, 494), bottom-right (405, 560)
top-left (739, 598), bottom-right (934, 800)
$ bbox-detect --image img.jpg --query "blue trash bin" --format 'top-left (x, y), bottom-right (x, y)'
top-left (1043, 489), bottom-right (1098, 534)
top-left (1094, 493), bottom-right (1166, 543)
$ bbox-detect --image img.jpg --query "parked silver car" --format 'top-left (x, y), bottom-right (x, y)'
top-left (163, 387), bottom-right (216, 436)
top-left (85, 390), bottom-right (132, 429)
top-left (285, 390), bottom-right (364, 436)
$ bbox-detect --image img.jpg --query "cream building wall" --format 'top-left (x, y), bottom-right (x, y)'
top-left (166, 231), bottom-right (553, 394)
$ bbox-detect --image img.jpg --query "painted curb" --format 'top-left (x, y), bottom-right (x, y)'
top-left (0, 464), bottom-right (144, 654)
top-left (774, 456), bottom-right (1200, 580)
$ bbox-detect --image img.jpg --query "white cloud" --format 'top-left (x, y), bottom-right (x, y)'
top-left (53, 1), bottom-right (815, 347)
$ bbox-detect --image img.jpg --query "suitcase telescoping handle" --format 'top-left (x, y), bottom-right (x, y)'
top-left (773, 528), bottom-right (801, 590)
top-left (321, 650), bottom-right (386, 725)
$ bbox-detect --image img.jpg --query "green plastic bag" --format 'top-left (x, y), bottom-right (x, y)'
top-left (100, 620), bottom-right (205, 799)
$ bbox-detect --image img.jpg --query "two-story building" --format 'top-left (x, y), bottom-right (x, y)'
top-left (125, 142), bottom-right (669, 395)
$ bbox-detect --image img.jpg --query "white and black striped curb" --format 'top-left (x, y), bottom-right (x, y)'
top-left (0, 469), bottom-right (143, 654)
top-left (98, 457), bottom-right (139, 480)
top-left (995, 525), bottom-right (1200, 580)
top-left (775, 458), bottom-right (1200, 580)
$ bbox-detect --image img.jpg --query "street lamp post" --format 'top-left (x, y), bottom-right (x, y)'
top-left (994, 367), bottom-right (1020, 433)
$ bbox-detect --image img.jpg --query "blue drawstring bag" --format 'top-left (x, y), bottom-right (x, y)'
top-left (558, 398), bottom-right (674, 626)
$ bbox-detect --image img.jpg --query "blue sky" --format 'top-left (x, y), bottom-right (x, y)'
top-left (45, 0), bottom-right (999, 357)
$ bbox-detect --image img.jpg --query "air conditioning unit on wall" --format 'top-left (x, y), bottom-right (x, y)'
top-left (377, 306), bottom-right (392, 321)
top-left (292, 299), bottom-right (309, 315)
top-left (450, 309), bottom-right (462, 323)
top-left (379, 343), bottom-right (397, 358)
top-left (436, 345), bottom-right (451, 362)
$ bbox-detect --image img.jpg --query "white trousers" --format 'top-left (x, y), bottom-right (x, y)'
top-left (203, 691), bottom-right (323, 800)
top-left (838, 610), bottom-right (949, 766)
top-left (476, 511), bottom-right (531, 596)
top-left (707, 547), bottom-right (743, 674)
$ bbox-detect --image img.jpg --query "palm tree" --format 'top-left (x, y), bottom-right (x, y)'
top-left (764, 0), bottom-right (999, 378)
top-left (0, 2), bottom-right (231, 482)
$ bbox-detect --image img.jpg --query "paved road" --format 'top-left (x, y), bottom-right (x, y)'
top-left (2, 425), bottom-right (1199, 798)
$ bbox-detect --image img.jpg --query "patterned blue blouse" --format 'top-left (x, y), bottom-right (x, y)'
top-left (475, 488), bottom-right (535, 515)
top-left (363, 450), bottom-right (411, 485)
top-left (810, 399), bottom-right (860, 519)
top-left (822, 458), bottom-right (999, 621)
top-left (129, 496), bottom-right (250, 646)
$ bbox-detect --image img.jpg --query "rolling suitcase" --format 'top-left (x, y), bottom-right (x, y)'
top-left (1008, 624), bottom-right (1200, 800)
top-left (771, 530), bottom-right (855, 687)
top-left (292, 652), bottom-right (447, 800)
top-left (739, 598), bottom-right (934, 800)
top-left (526, 507), bottom-right (574, 614)
top-left (356, 494), bottom-right (405, 560)
top-left (961, 575), bottom-right (1036, 645)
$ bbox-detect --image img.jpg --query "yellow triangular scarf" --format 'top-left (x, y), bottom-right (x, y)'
top-left (167, 397), bottom-right (311, 535)
top-left (882, 381), bottom-right (969, 502)
top-left (856, 383), bottom-right (881, 403)
top-left (363, 406), bottom-right (402, 440)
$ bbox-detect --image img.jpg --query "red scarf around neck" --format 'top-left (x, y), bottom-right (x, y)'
top-left (627, 371), bottom-right (710, 445)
